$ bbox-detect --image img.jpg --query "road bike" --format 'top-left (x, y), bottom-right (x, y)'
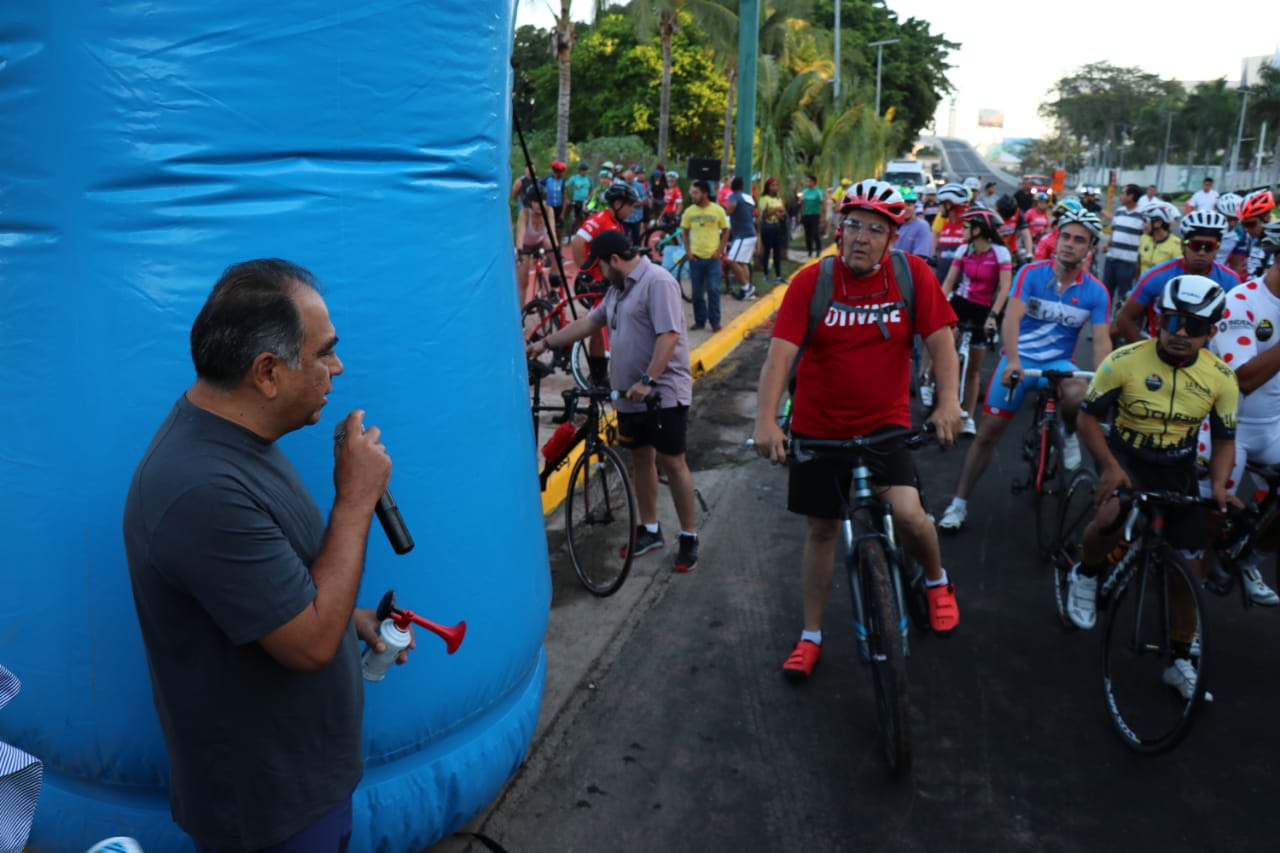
top-left (758, 426), bottom-right (935, 778)
top-left (1003, 369), bottom-right (1098, 618)
top-left (530, 361), bottom-right (637, 597)
top-left (920, 317), bottom-right (995, 417)
top-left (1095, 487), bottom-right (1217, 753)
top-left (518, 246), bottom-right (563, 305)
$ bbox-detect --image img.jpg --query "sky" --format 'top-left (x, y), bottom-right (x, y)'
top-left (514, 0), bottom-right (1277, 145)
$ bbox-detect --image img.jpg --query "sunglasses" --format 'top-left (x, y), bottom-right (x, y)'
top-left (1160, 313), bottom-right (1214, 337)
top-left (1242, 218), bottom-right (1261, 227)
top-left (1186, 240), bottom-right (1219, 254)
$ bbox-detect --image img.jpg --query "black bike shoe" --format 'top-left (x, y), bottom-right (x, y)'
top-left (673, 533), bottom-right (698, 572)
top-left (620, 525), bottom-right (664, 558)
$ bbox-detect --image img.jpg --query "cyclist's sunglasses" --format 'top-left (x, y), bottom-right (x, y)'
top-left (1185, 239), bottom-right (1219, 254)
top-left (1160, 313), bottom-right (1214, 337)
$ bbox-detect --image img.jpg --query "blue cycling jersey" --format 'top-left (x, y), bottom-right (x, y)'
top-left (1132, 257), bottom-right (1241, 306)
top-left (1010, 260), bottom-right (1110, 362)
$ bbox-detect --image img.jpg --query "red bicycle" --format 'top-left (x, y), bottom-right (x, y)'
top-left (521, 272), bottom-right (611, 391)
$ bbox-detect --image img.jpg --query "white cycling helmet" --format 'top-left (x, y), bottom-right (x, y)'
top-left (1159, 274), bottom-right (1226, 323)
top-left (937, 182), bottom-right (969, 205)
top-left (838, 179), bottom-right (908, 224)
top-left (1259, 220), bottom-right (1280, 253)
top-left (1140, 199), bottom-right (1179, 224)
top-left (1216, 192), bottom-right (1243, 219)
top-left (1179, 209), bottom-right (1228, 238)
top-left (962, 176), bottom-right (981, 190)
top-left (1057, 208), bottom-right (1104, 241)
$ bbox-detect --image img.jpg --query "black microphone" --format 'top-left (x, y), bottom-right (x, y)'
top-left (333, 421), bottom-right (415, 555)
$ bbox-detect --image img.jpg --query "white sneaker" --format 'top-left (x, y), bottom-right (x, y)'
top-left (1163, 657), bottom-right (1214, 703)
top-left (920, 384), bottom-right (934, 408)
top-left (1241, 564), bottom-right (1280, 605)
top-left (1066, 565), bottom-right (1098, 629)
top-left (938, 501), bottom-right (967, 531)
top-left (961, 415), bottom-right (977, 436)
top-left (1062, 432), bottom-right (1082, 471)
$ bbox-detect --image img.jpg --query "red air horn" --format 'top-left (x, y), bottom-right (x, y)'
top-left (376, 589), bottom-right (466, 655)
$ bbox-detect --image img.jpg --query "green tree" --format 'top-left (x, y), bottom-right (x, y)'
top-left (1040, 62), bottom-right (1170, 168)
top-left (1018, 136), bottom-right (1086, 176)
top-left (552, 0), bottom-right (577, 161)
top-left (1246, 63), bottom-right (1280, 185)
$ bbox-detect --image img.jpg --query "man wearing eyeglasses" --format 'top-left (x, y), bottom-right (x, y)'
top-left (1111, 210), bottom-right (1240, 344)
top-left (1066, 275), bottom-right (1238, 701)
top-left (753, 179), bottom-right (963, 683)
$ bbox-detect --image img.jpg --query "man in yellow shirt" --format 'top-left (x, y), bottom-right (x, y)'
top-left (1137, 200), bottom-right (1182, 274)
top-left (681, 179), bottom-right (730, 331)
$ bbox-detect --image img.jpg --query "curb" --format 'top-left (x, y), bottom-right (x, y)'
top-left (537, 276), bottom-right (796, 517)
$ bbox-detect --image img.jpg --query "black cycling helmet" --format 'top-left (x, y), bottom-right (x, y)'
top-left (602, 184), bottom-right (639, 206)
top-left (995, 194), bottom-right (1017, 219)
top-left (962, 207), bottom-right (1003, 240)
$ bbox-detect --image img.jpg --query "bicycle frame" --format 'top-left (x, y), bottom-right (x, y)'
top-left (536, 386), bottom-right (614, 492)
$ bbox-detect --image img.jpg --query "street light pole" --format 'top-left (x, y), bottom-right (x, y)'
top-left (866, 38), bottom-right (900, 118)
top-left (833, 1), bottom-right (840, 107)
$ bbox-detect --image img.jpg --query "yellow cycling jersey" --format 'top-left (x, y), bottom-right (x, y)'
top-left (1082, 339), bottom-right (1238, 460)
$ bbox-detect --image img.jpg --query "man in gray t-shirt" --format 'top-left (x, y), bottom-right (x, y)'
top-left (526, 231), bottom-right (701, 572)
top-left (124, 259), bottom-right (403, 851)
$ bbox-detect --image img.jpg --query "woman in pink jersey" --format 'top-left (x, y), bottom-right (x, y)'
top-left (939, 207), bottom-right (1013, 435)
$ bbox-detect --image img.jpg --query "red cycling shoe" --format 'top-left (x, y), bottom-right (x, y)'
top-left (927, 582), bottom-right (960, 637)
top-left (782, 639), bottom-right (822, 683)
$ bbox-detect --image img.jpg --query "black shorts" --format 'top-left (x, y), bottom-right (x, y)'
top-left (949, 294), bottom-right (992, 342)
top-left (1112, 447), bottom-right (1204, 552)
top-left (787, 426), bottom-right (918, 519)
top-left (617, 404), bottom-right (689, 456)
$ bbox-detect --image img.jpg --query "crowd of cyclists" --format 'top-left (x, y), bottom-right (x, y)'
top-left (516, 150), bottom-right (1280, 705)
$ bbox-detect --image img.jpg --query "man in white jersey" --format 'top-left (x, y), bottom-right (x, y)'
top-left (1187, 177), bottom-right (1219, 213)
top-left (1199, 221), bottom-right (1280, 604)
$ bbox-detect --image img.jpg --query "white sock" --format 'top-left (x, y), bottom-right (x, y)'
top-left (680, 530), bottom-right (697, 538)
top-left (950, 497), bottom-right (967, 512)
top-left (926, 569), bottom-right (950, 588)
top-left (644, 522), bottom-right (660, 534)
top-left (800, 630), bottom-right (822, 646)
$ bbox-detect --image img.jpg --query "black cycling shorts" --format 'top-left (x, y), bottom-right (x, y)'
top-left (949, 294), bottom-right (992, 342)
top-left (1112, 447), bottom-right (1204, 552)
top-left (617, 404), bottom-right (689, 456)
top-left (787, 426), bottom-right (917, 519)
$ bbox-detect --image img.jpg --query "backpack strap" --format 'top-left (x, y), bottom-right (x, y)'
top-left (889, 249), bottom-right (915, 328)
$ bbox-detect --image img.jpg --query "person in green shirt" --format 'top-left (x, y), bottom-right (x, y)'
top-left (800, 174), bottom-right (826, 258)
top-left (566, 163), bottom-right (595, 233)
top-left (680, 179), bottom-right (730, 331)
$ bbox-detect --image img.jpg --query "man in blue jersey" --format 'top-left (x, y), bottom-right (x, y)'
top-left (939, 210), bottom-right (1112, 531)
top-left (1111, 210), bottom-right (1239, 344)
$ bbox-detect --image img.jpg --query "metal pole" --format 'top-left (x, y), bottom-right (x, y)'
top-left (1230, 90), bottom-right (1248, 185)
top-left (866, 38), bottom-right (899, 118)
top-left (833, 0), bottom-right (840, 106)
top-left (735, 0), bottom-right (760, 187)
top-left (1256, 121), bottom-right (1268, 184)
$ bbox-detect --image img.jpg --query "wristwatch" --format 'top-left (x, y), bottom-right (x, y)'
top-left (640, 373), bottom-right (657, 387)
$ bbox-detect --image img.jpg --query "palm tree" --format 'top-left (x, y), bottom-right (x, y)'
top-left (552, 0), bottom-right (575, 161)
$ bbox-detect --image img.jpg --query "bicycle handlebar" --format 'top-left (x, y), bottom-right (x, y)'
top-left (1004, 368), bottom-right (1096, 403)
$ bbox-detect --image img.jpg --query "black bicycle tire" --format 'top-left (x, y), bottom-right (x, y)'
top-left (857, 538), bottom-right (912, 778)
top-left (640, 224), bottom-right (675, 264)
top-left (568, 339), bottom-right (610, 391)
top-left (1052, 468), bottom-right (1097, 629)
top-left (671, 257), bottom-right (692, 303)
top-left (1101, 543), bottom-right (1208, 753)
top-left (565, 444), bottom-right (636, 597)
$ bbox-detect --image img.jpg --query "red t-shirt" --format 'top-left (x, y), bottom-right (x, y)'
top-left (576, 210), bottom-right (625, 280)
top-left (773, 253), bottom-right (956, 437)
top-left (663, 187), bottom-right (683, 216)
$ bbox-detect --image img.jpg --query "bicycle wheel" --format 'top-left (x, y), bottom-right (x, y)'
top-left (670, 255), bottom-right (692, 303)
top-left (641, 224), bottom-right (674, 264)
top-left (566, 444), bottom-right (636, 596)
top-left (856, 538), bottom-right (911, 778)
top-left (1033, 422), bottom-right (1064, 558)
top-left (1102, 544), bottom-right (1209, 753)
top-left (522, 299), bottom-right (561, 370)
top-left (569, 338), bottom-right (610, 390)
top-left (1052, 469), bottom-right (1097, 628)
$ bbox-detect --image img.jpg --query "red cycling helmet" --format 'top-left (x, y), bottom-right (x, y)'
top-left (550, 160), bottom-right (567, 173)
top-left (838, 179), bottom-right (907, 225)
top-left (962, 207), bottom-right (1004, 238)
top-left (1239, 189), bottom-right (1276, 221)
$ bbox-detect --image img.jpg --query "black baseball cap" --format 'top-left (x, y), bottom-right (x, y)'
top-left (586, 230), bottom-right (634, 265)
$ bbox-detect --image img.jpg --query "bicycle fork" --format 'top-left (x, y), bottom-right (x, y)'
top-left (844, 463), bottom-right (910, 663)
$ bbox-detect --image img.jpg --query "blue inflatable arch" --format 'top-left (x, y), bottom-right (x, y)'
top-left (0, 2), bottom-right (547, 850)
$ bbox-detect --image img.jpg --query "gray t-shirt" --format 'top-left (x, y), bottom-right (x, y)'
top-left (123, 395), bottom-right (363, 851)
top-left (589, 256), bottom-right (693, 412)
top-left (728, 191), bottom-right (756, 239)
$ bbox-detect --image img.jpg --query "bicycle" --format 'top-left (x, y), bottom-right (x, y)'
top-left (518, 246), bottom-right (563, 305)
top-left (640, 224), bottom-right (691, 302)
top-left (1206, 460), bottom-right (1280, 605)
top-left (531, 368), bottom-right (638, 597)
top-left (755, 426), bottom-right (936, 778)
top-left (1004, 370), bottom-right (1097, 591)
top-left (521, 275), bottom-right (612, 391)
top-left (920, 317), bottom-right (996, 416)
